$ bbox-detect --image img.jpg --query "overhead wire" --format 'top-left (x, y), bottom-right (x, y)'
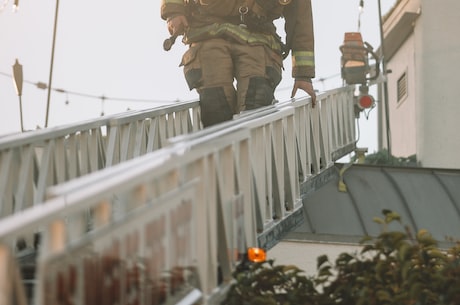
top-left (0, 71), bottom-right (180, 105)
top-left (2, 69), bottom-right (343, 103)
top-left (276, 72), bottom-right (342, 92)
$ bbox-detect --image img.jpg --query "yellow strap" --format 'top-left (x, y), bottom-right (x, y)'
top-left (186, 23), bottom-right (283, 52)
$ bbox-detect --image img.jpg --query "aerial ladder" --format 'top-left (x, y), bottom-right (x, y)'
top-left (0, 31), bottom-right (382, 304)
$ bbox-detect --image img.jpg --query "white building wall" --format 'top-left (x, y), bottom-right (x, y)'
top-left (386, 34), bottom-right (417, 158)
top-left (416, 0), bottom-right (460, 168)
top-left (269, 241), bottom-right (361, 276)
top-left (382, 0), bottom-right (460, 168)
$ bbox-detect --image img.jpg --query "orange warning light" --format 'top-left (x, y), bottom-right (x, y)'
top-left (247, 247), bottom-right (266, 263)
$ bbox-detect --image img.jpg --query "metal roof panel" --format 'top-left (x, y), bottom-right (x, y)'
top-left (290, 164), bottom-right (460, 245)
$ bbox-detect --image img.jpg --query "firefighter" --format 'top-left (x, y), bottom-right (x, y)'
top-left (161, 0), bottom-right (316, 127)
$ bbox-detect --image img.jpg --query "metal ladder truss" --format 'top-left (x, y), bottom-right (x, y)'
top-left (0, 86), bottom-right (356, 305)
top-left (0, 101), bottom-right (201, 219)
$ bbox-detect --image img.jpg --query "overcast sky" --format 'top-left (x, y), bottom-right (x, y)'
top-left (0, 0), bottom-right (395, 152)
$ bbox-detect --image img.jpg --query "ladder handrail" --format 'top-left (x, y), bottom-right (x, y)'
top-left (0, 86), bottom-right (357, 305)
top-left (0, 100), bottom-right (199, 150)
top-left (0, 100), bottom-right (201, 219)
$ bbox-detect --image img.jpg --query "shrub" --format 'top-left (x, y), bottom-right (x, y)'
top-left (352, 149), bottom-right (417, 167)
top-left (223, 210), bottom-right (460, 305)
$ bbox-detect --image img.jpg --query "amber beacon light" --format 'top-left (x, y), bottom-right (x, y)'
top-left (247, 247), bottom-right (267, 263)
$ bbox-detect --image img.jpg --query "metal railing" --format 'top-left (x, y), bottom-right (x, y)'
top-left (0, 101), bottom-right (201, 219)
top-left (0, 86), bottom-right (357, 305)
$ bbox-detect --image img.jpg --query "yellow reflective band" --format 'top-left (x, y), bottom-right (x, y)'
top-left (164, 0), bottom-right (183, 4)
top-left (293, 51), bottom-right (314, 57)
top-left (292, 51), bottom-right (315, 67)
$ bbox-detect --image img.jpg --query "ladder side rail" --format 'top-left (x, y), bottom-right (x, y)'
top-left (0, 86), bottom-right (356, 230)
top-left (242, 108), bottom-right (295, 233)
top-left (332, 87), bottom-right (357, 160)
top-left (254, 86), bottom-right (356, 249)
top-left (326, 93), bottom-right (340, 154)
top-left (287, 86), bottom-right (356, 173)
top-left (344, 88), bottom-right (357, 146)
top-left (0, 100), bottom-right (200, 151)
top-left (0, 86), bottom-right (357, 305)
top-left (0, 127), bottom-right (253, 305)
top-left (0, 149), bottom-right (194, 305)
top-left (319, 95), bottom-right (332, 167)
top-left (0, 244), bottom-right (28, 305)
top-left (0, 101), bottom-right (200, 219)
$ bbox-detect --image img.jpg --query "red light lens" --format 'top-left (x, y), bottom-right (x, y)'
top-left (359, 95), bottom-right (374, 109)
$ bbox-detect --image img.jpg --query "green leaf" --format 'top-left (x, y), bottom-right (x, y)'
top-left (427, 249), bottom-right (446, 260)
top-left (361, 244), bottom-right (375, 254)
top-left (376, 289), bottom-right (392, 301)
top-left (398, 242), bottom-right (411, 261)
top-left (283, 265), bottom-right (301, 274)
top-left (360, 235), bottom-right (373, 243)
top-left (409, 282), bottom-right (422, 299)
top-left (336, 252), bottom-right (354, 264)
top-left (317, 254), bottom-right (329, 268)
top-left (382, 209), bottom-right (393, 216)
top-left (384, 210), bottom-right (401, 223)
top-left (401, 261), bottom-right (411, 281)
top-left (318, 266), bottom-right (333, 278)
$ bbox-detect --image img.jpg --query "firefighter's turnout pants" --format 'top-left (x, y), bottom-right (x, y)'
top-left (181, 38), bottom-right (283, 127)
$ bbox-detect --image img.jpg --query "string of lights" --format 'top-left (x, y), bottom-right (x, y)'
top-left (2, 70), bottom-right (342, 103)
top-left (0, 71), bottom-right (180, 105)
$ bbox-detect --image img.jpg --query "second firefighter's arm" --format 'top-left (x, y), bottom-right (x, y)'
top-left (161, 0), bottom-right (189, 35)
top-left (284, 0), bottom-right (316, 105)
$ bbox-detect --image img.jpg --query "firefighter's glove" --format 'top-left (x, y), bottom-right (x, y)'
top-left (291, 79), bottom-right (316, 107)
top-left (167, 15), bottom-right (189, 36)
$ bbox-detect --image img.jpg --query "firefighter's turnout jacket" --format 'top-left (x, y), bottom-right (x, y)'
top-left (161, 0), bottom-right (315, 127)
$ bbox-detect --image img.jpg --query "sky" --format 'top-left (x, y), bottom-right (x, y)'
top-left (0, 0), bottom-right (395, 153)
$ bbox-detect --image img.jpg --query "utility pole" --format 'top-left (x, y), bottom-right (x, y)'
top-left (8, 1), bottom-right (24, 131)
top-left (377, 0), bottom-right (392, 157)
top-left (45, 0), bottom-right (60, 128)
